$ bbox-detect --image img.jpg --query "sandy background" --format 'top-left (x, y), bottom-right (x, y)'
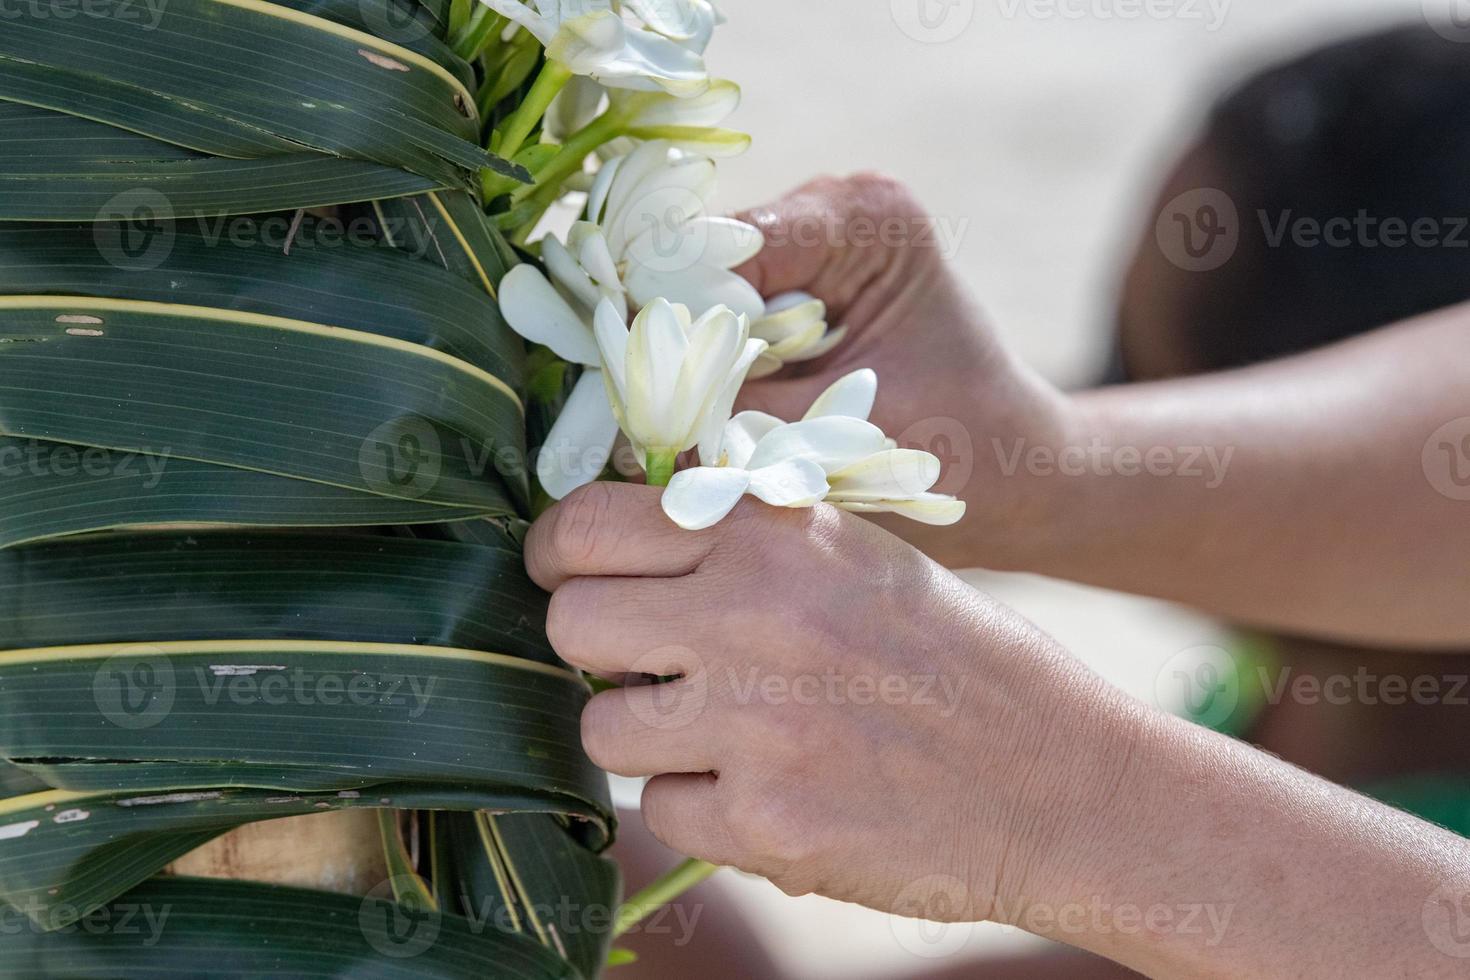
top-left (669, 1), bottom-right (1444, 976)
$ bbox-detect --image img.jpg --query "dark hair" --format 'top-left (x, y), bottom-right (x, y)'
top-left (1133, 23), bottom-right (1470, 375)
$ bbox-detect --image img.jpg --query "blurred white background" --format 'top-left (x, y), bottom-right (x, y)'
top-left (671, 1), bottom-right (1442, 976)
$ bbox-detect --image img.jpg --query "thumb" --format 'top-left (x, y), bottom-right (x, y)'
top-left (734, 172), bottom-right (924, 320)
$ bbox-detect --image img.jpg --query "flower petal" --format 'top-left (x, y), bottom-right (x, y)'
top-left (803, 368), bottom-right (877, 421)
top-left (599, 24), bottom-right (710, 95)
top-left (746, 416), bottom-right (888, 474)
top-left (568, 222), bottom-right (623, 291)
top-left (745, 351), bottom-right (783, 379)
top-left (592, 297), bottom-right (631, 402)
top-left (499, 265), bottom-right (601, 366)
top-left (764, 317), bottom-right (828, 361)
top-left (478, 0), bottom-right (555, 44)
top-left (750, 292), bottom-right (825, 345)
top-left (621, 79), bottom-right (741, 128)
top-left (586, 154), bottom-right (625, 225)
top-left (625, 298), bottom-right (689, 448)
top-left (625, 125), bottom-right (752, 158)
top-left (536, 370), bottom-right (621, 499)
top-left (695, 336), bottom-right (767, 466)
top-left (546, 74), bottom-right (607, 139)
top-left (687, 216), bottom-right (764, 268)
top-left (747, 457), bottom-right (829, 508)
top-left (623, 0), bottom-right (702, 39)
top-left (833, 494), bottom-right (967, 526)
top-left (608, 156), bottom-right (716, 260)
top-left (783, 324), bottom-right (847, 363)
top-left (717, 410), bottom-right (784, 469)
top-left (827, 449), bottom-right (942, 498)
top-left (547, 10), bottom-right (628, 76)
top-left (661, 466), bottom-right (751, 530)
top-left (541, 234), bottom-right (601, 313)
top-left (676, 305), bottom-right (744, 439)
top-left (624, 264), bottom-right (765, 321)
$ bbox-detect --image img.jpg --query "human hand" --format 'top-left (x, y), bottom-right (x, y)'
top-left (525, 482), bottom-right (1141, 921)
top-left (735, 174), bottom-right (1077, 567)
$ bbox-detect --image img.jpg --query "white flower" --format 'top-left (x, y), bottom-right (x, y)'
top-left (499, 142), bottom-right (762, 499)
top-left (660, 370), bottom-right (966, 530)
top-left (480, 1), bottom-right (709, 95)
top-left (499, 223), bottom-right (627, 500)
top-left (549, 77), bottom-right (749, 158)
top-left (594, 297), bottom-right (765, 472)
top-left (588, 140), bottom-right (765, 320)
top-left (747, 292), bottom-right (846, 378)
top-left (545, 74), bottom-right (609, 140)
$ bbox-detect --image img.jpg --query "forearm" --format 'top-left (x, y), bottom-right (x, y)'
top-left (983, 305), bottom-right (1470, 647)
top-left (1011, 702), bottom-right (1470, 978)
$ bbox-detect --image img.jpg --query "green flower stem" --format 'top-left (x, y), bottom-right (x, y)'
top-left (451, 8), bottom-right (505, 62)
top-left (494, 60), bottom-right (573, 160)
top-left (613, 858), bottom-right (718, 938)
top-left (644, 451), bottom-right (678, 489)
top-left (512, 109), bottom-right (629, 207)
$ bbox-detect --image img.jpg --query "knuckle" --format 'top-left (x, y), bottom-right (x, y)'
top-left (721, 498), bottom-right (817, 562)
top-left (723, 787), bottom-right (810, 866)
top-left (770, 873), bottom-right (815, 899)
top-left (847, 171), bottom-right (925, 219)
top-left (548, 482), bottom-right (619, 571)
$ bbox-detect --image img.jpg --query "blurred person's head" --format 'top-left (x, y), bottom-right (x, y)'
top-left (1116, 23), bottom-right (1470, 382)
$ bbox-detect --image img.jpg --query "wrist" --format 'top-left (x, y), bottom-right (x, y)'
top-left (958, 384), bottom-right (1103, 573)
top-left (983, 671), bottom-right (1167, 925)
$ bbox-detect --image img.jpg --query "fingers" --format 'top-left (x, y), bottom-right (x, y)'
top-left (640, 773), bottom-right (740, 868)
top-left (581, 685), bottom-right (715, 777)
top-left (734, 172), bottom-right (930, 317)
top-left (525, 483), bottom-right (719, 591)
top-left (547, 576), bottom-right (711, 676)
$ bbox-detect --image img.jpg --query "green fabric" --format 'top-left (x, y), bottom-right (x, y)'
top-left (1182, 634), bottom-right (1470, 837)
top-left (1366, 775), bottom-right (1470, 839)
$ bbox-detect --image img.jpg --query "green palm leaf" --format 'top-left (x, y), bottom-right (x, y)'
top-left (0, 0), bottom-right (620, 975)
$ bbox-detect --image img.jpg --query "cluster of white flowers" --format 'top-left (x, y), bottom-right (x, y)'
top-left (491, 0), bottom-right (963, 530)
